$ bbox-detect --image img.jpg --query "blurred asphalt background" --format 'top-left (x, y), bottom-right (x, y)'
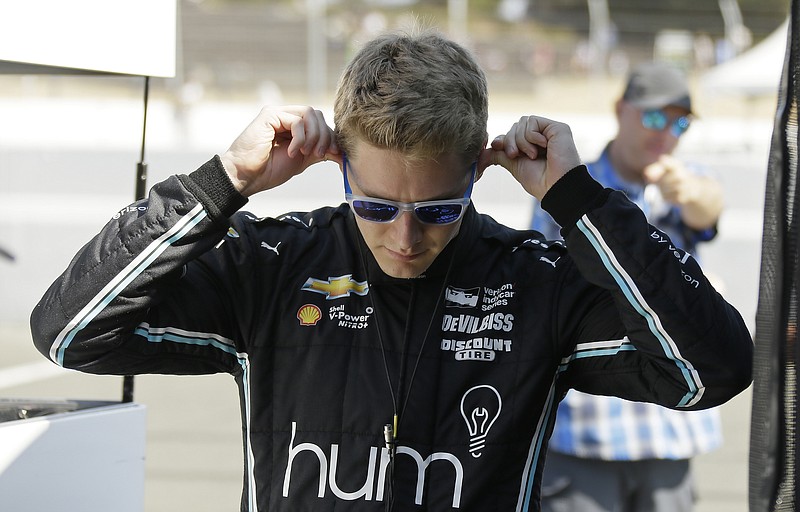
top-left (0, 2), bottom-right (785, 509)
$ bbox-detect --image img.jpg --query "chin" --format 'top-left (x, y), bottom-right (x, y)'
top-left (378, 260), bottom-right (428, 279)
top-left (382, 267), bottom-right (423, 279)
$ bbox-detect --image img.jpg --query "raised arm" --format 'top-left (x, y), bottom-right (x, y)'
top-left (30, 106), bottom-right (338, 375)
top-left (484, 114), bottom-right (752, 409)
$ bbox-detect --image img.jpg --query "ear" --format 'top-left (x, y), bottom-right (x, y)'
top-left (475, 134), bottom-right (492, 181)
top-left (325, 152), bottom-right (344, 167)
top-left (614, 99), bottom-right (625, 119)
top-left (476, 147), bottom-right (494, 181)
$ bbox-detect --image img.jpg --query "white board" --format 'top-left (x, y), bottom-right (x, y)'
top-left (0, 0), bottom-right (176, 76)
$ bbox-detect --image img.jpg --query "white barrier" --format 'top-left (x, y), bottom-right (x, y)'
top-left (0, 400), bottom-right (146, 512)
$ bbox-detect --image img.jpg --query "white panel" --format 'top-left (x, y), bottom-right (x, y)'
top-left (0, 0), bottom-right (176, 77)
top-left (0, 402), bottom-right (147, 512)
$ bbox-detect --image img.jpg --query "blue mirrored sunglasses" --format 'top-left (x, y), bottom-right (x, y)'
top-left (641, 109), bottom-right (692, 137)
top-left (343, 156), bottom-right (476, 225)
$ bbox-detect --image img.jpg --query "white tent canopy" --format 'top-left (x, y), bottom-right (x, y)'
top-left (701, 19), bottom-right (787, 97)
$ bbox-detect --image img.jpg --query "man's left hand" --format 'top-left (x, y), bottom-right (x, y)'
top-left (482, 115), bottom-right (581, 201)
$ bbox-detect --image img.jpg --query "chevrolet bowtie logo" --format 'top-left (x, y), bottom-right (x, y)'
top-left (302, 274), bottom-right (370, 300)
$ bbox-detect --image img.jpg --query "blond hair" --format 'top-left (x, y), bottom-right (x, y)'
top-left (334, 31), bottom-right (488, 164)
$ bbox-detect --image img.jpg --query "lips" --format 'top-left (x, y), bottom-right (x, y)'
top-left (385, 247), bottom-right (423, 262)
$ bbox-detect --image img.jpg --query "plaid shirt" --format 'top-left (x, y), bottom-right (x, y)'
top-left (531, 146), bottom-right (723, 460)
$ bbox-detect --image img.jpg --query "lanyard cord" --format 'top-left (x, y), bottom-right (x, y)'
top-left (354, 226), bottom-right (461, 511)
top-left (369, 261), bottom-right (455, 432)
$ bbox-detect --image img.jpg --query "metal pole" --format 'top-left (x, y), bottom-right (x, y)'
top-left (123, 74), bottom-right (150, 404)
top-left (587, 0), bottom-right (611, 75)
top-left (719, 0), bottom-right (750, 57)
top-left (135, 76), bottom-right (150, 202)
top-left (307, 0), bottom-right (326, 103)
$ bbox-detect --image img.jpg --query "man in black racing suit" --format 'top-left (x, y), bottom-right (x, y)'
top-left (30, 32), bottom-right (752, 511)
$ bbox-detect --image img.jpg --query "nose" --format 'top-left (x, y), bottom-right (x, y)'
top-left (659, 124), bottom-right (680, 138)
top-left (390, 210), bottom-right (423, 251)
top-left (652, 128), bottom-right (681, 152)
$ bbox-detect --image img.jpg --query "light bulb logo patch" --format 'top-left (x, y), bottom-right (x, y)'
top-left (460, 384), bottom-right (502, 458)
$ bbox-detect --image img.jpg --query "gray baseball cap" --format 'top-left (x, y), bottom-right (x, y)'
top-left (622, 63), bottom-right (692, 113)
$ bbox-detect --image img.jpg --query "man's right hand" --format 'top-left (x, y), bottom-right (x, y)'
top-left (220, 106), bottom-right (340, 197)
top-left (643, 154), bottom-right (723, 230)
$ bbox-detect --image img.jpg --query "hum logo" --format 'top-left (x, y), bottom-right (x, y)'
top-left (282, 422), bottom-right (464, 508)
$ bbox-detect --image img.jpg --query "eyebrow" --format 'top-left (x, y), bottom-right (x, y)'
top-left (346, 158), bottom-right (473, 202)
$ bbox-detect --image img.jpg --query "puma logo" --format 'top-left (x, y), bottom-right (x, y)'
top-left (261, 241), bottom-right (282, 256)
top-left (539, 256), bottom-right (560, 268)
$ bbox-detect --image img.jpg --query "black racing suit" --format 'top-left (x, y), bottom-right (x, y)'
top-left (30, 156), bottom-right (753, 511)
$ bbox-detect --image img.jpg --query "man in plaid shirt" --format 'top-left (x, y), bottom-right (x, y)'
top-left (531, 63), bottom-right (725, 512)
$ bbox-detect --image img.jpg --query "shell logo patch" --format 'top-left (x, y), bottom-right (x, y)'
top-left (297, 304), bottom-right (322, 326)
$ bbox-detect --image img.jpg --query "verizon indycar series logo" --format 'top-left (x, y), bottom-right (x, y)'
top-left (445, 286), bottom-right (480, 308)
top-left (445, 284), bottom-right (516, 312)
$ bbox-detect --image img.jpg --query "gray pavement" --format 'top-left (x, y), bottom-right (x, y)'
top-left (0, 94), bottom-right (769, 510)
